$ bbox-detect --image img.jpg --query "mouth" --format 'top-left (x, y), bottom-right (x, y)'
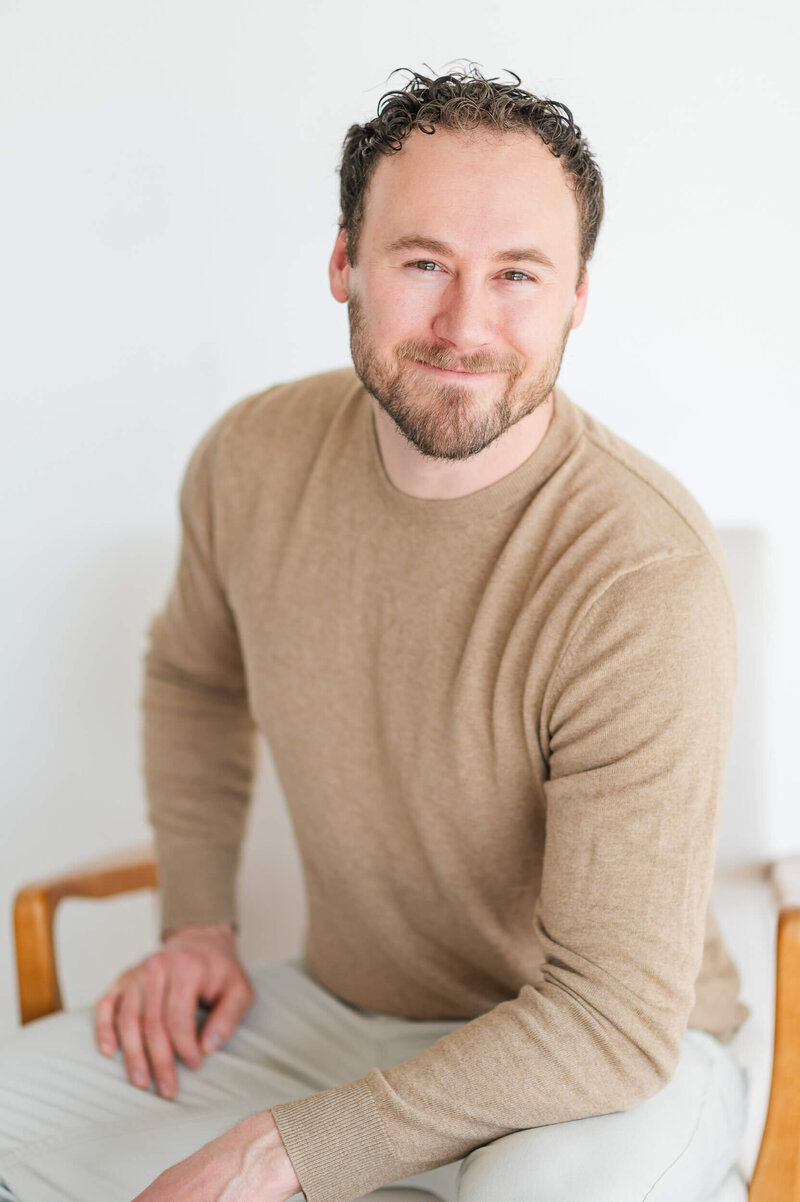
top-left (411, 359), bottom-right (501, 381)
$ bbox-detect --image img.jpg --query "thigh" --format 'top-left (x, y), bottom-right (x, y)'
top-left (456, 1029), bottom-right (748, 1202)
top-left (0, 958), bottom-right (370, 1202)
top-left (364, 1193), bottom-right (444, 1200)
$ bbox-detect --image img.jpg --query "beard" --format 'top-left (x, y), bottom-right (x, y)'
top-left (347, 290), bottom-right (572, 461)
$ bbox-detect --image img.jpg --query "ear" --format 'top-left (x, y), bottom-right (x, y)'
top-left (329, 222), bottom-right (351, 303)
top-left (570, 269), bottom-right (589, 330)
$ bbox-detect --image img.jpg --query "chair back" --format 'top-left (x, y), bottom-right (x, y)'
top-left (715, 527), bottom-right (772, 869)
top-left (713, 526), bottom-right (774, 1181)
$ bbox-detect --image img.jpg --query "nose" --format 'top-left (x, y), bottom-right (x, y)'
top-left (430, 276), bottom-right (495, 356)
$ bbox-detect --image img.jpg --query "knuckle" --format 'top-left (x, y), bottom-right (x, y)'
top-left (170, 948), bottom-right (195, 972)
top-left (121, 1044), bottom-right (145, 1072)
top-left (117, 991), bottom-right (140, 1018)
top-left (117, 1015), bottom-right (142, 1044)
top-left (164, 997), bottom-right (191, 1026)
top-left (169, 1016), bottom-right (198, 1046)
top-left (148, 1050), bottom-right (172, 1077)
top-left (121, 978), bottom-right (139, 1001)
top-left (235, 979), bottom-right (255, 1008)
top-left (94, 1015), bottom-right (112, 1041)
top-left (167, 1020), bottom-right (195, 1054)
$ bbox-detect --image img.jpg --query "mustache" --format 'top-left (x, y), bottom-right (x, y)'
top-left (397, 344), bottom-right (522, 376)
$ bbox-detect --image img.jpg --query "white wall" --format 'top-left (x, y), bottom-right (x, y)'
top-left (1, 0), bottom-right (797, 1039)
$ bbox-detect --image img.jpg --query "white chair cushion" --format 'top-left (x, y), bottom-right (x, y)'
top-left (711, 873), bottom-right (776, 1180)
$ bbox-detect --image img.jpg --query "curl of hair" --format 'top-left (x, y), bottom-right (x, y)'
top-left (337, 64), bottom-right (604, 277)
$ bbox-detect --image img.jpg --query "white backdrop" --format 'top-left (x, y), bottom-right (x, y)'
top-left (1, 0), bottom-right (797, 1040)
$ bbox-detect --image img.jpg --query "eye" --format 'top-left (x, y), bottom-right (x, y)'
top-left (404, 262), bottom-right (536, 283)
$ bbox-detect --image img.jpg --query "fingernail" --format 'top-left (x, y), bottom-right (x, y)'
top-left (158, 1081), bottom-right (174, 1098)
top-left (132, 1071), bottom-right (147, 1087)
top-left (204, 1032), bottom-right (221, 1052)
top-left (99, 1041), bottom-right (113, 1055)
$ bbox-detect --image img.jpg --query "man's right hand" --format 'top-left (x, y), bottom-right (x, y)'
top-left (93, 923), bottom-right (255, 1100)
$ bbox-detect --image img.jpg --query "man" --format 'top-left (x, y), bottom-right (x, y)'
top-left (0, 67), bottom-right (749, 1202)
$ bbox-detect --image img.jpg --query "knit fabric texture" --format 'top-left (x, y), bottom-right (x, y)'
top-left (142, 367), bottom-right (748, 1202)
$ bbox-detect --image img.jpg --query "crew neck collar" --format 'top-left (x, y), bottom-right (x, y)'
top-left (360, 382), bottom-right (583, 526)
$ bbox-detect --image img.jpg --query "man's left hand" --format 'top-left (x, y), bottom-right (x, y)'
top-left (131, 1109), bottom-right (302, 1201)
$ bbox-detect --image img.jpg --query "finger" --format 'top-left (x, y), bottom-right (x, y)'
top-left (94, 987), bottom-right (121, 1056)
top-left (142, 955), bottom-right (177, 1099)
top-left (116, 983), bottom-right (151, 1089)
top-left (200, 975), bottom-right (255, 1054)
top-left (163, 952), bottom-right (204, 1068)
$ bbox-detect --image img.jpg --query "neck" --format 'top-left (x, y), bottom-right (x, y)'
top-left (371, 392), bottom-right (555, 500)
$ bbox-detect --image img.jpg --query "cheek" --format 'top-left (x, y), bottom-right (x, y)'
top-left (371, 285), bottom-right (434, 343)
top-left (503, 295), bottom-right (573, 352)
top-left (501, 312), bottom-right (547, 358)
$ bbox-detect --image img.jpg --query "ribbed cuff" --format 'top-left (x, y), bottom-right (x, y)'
top-left (271, 1072), bottom-right (402, 1202)
top-left (156, 840), bottom-right (240, 938)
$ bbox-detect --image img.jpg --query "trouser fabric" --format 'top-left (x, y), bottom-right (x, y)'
top-left (0, 957), bottom-right (748, 1201)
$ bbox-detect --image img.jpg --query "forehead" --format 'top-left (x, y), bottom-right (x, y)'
top-left (361, 126), bottom-right (579, 258)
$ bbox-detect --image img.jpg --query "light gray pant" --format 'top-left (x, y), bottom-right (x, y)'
top-left (0, 957), bottom-right (748, 1201)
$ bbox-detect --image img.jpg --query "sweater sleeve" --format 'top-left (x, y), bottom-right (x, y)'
top-left (141, 416), bottom-right (258, 938)
top-left (270, 551), bottom-right (738, 1202)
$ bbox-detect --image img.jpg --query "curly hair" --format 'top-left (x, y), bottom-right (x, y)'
top-left (337, 64), bottom-right (604, 280)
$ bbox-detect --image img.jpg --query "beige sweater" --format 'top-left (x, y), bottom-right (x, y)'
top-left (142, 367), bottom-right (748, 1202)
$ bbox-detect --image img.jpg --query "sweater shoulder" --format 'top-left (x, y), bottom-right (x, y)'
top-left (186, 365), bottom-right (362, 500)
top-left (214, 364), bottom-right (361, 459)
top-left (560, 398), bottom-right (731, 589)
top-left (176, 366), bottom-right (363, 570)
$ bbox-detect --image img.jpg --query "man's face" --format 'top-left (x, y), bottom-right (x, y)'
top-left (330, 126), bottom-right (588, 461)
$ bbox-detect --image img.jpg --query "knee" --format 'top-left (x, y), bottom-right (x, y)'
top-left (361, 1192), bottom-right (443, 1201)
top-left (457, 1118), bottom-right (628, 1202)
top-left (457, 1127), bottom-right (571, 1202)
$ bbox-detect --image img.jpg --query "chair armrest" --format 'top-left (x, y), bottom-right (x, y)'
top-left (14, 845), bottom-right (158, 1025)
top-left (748, 855), bottom-right (800, 1201)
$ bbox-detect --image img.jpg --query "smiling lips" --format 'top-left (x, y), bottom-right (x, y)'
top-left (413, 359), bottom-right (500, 379)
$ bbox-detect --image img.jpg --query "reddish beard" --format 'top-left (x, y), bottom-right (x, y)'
top-left (347, 291), bottom-right (571, 460)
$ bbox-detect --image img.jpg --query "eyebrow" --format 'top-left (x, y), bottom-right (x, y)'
top-left (384, 234), bottom-right (557, 272)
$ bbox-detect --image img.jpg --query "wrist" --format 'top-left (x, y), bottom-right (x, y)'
top-left (268, 1113), bottom-right (303, 1199)
top-left (162, 922), bottom-right (235, 944)
top-left (244, 1110), bottom-right (302, 1199)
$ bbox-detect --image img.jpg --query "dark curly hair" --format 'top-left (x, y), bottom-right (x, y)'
top-left (337, 64), bottom-right (604, 281)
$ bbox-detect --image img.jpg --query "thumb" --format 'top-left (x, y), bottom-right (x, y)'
top-left (199, 976), bottom-right (254, 1054)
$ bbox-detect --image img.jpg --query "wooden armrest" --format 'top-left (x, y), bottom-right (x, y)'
top-left (14, 845), bottom-right (159, 1025)
top-left (748, 856), bottom-right (800, 1202)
